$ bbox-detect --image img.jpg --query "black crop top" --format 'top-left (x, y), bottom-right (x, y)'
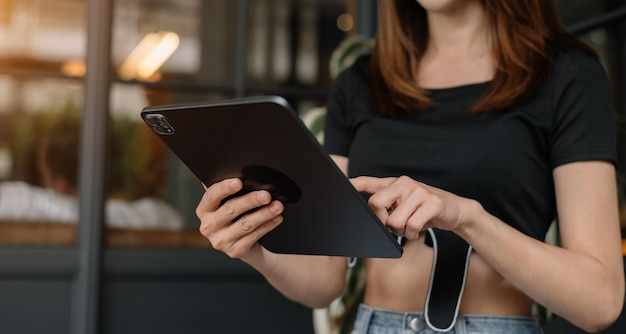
top-left (324, 49), bottom-right (617, 241)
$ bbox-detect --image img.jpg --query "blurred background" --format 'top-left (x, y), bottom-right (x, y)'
top-left (0, 1), bottom-right (623, 333)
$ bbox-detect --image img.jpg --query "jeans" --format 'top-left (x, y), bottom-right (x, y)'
top-left (351, 304), bottom-right (543, 334)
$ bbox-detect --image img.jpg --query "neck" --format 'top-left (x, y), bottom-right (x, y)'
top-left (425, 2), bottom-right (490, 57)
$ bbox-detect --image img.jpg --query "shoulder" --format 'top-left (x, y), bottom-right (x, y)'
top-left (330, 54), bottom-right (371, 105)
top-left (351, 53), bottom-right (371, 73)
top-left (334, 54), bottom-right (371, 85)
top-left (546, 46), bottom-right (610, 111)
top-left (552, 47), bottom-right (607, 83)
top-left (328, 53), bottom-right (372, 111)
top-left (546, 46), bottom-right (616, 168)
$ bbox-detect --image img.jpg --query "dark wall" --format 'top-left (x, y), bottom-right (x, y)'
top-left (0, 278), bottom-right (72, 334)
top-left (0, 249), bottom-right (315, 334)
top-left (101, 278), bottom-right (313, 334)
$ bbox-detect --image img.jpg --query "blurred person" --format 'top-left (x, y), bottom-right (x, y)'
top-left (196, 0), bottom-right (624, 333)
top-left (0, 115), bottom-right (183, 230)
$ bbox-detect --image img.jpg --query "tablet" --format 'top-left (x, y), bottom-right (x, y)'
top-left (141, 96), bottom-right (402, 258)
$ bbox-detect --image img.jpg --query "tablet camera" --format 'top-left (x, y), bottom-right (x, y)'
top-left (144, 114), bottom-right (175, 135)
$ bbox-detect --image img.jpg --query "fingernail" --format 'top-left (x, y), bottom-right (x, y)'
top-left (270, 202), bottom-right (282, 214)
top-left (257, 191), bottom-right (270, 203)
top-left (229, 179), bottom-right (240, 190)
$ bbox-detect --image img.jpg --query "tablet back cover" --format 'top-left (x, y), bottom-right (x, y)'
top-left (141, 96), bottom-right (402, 258)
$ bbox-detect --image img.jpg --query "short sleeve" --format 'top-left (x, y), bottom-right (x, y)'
top-left (323, 67), bottom-right (354, 157)
top-left (550, 50), bottom-right (617, 168)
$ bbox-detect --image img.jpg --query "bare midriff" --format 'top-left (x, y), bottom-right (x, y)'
top-left (362, 233), bottom-right (533, 316)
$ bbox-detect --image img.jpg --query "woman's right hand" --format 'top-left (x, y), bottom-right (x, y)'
top-left (196, 178), bottom-right (284, 260)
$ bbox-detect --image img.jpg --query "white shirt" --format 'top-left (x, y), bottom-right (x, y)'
top-left (0, 181), bottom-right (184, 230)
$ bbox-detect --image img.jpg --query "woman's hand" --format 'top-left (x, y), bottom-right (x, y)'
top-left (196, 178), bottom-right (284, 259)
top-left (350, 176), bottom-right (482, 240)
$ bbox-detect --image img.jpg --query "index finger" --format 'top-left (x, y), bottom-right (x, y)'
top-left (198, 178), bottom-right (243, 212)
top-left (350, 176), bottom-right (394, 195)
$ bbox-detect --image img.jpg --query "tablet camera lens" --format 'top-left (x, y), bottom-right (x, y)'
top-left (145, 114), bottom-right (175, 135)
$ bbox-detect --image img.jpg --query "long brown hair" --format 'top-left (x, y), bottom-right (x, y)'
top-left (369, 0), bottom-right (598, 117)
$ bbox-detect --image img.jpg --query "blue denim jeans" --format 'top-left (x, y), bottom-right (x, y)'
top-left (352, 304), bottom-right (543, 334)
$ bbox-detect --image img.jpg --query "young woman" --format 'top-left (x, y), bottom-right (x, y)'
top-left (196, 0), bottom-right (624, 332)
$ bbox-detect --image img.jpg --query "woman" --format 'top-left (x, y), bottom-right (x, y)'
top-left (196, 0), bottom-right (624, 332)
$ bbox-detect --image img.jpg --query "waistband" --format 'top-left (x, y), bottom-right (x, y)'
top-left (353, 304), bottom-right (543, 333)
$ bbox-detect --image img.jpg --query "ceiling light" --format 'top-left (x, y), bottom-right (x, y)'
top-left (119, 31), bottom-right (180, 81)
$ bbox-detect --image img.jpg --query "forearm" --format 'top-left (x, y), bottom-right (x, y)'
top-left (242, 248), bottom-right (347, 309)
top-left (457, 207), bottom-right (624, 332)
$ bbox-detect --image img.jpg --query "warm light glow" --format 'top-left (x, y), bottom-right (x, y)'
top-left (60, 59), bottom-right (86, 77)
top-left (119, 32), bottom-right (161, 80)
top-left (336, 14), bottom-right (354, 32)
top-left (119, 31), bottom-right (180, 81)
top-left (143, 71), bottom-right (163, 83)
top-left (136, 32), bottom-right (180, 79)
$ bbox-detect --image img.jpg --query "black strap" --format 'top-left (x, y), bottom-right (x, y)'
top-left (424, 228), bottom-right (472, 331)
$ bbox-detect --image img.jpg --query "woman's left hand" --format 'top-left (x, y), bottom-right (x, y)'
top-left (350, 176), bottom-right (481, 240)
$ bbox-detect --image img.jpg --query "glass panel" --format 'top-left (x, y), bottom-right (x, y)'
top-left (247, 0), bottom-right (351, 89)
top-left (0, 76), bottom-right (84, 247)
top-left (105, 0), bottom-right (350, 249)
top-left (105, 85), bottom-right (230, 249)
top-left (112, 0), bottom-right (233, 85)
top-left (0, 0), bottom-right (86, 247)
top-left (105, 0), bottom-right (230, 249)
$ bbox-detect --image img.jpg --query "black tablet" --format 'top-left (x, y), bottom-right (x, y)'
top-left (141, 96), bottom-right (402, 258)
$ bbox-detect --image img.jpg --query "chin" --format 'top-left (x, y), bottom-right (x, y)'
top-left (415, 0), bottom-right (479, 15)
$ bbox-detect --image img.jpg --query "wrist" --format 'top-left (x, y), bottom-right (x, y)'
top-left (241, 245), bottom-right (270, 268)
top-left (454, 198), bottom-right (485, 239)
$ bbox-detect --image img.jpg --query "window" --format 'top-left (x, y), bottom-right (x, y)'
top-left (105, 0), bottom-right (352, 248)
top-left (0, 0), bottom-right (354, 248)
top-left (0, 0), bottom-right (86, 247)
